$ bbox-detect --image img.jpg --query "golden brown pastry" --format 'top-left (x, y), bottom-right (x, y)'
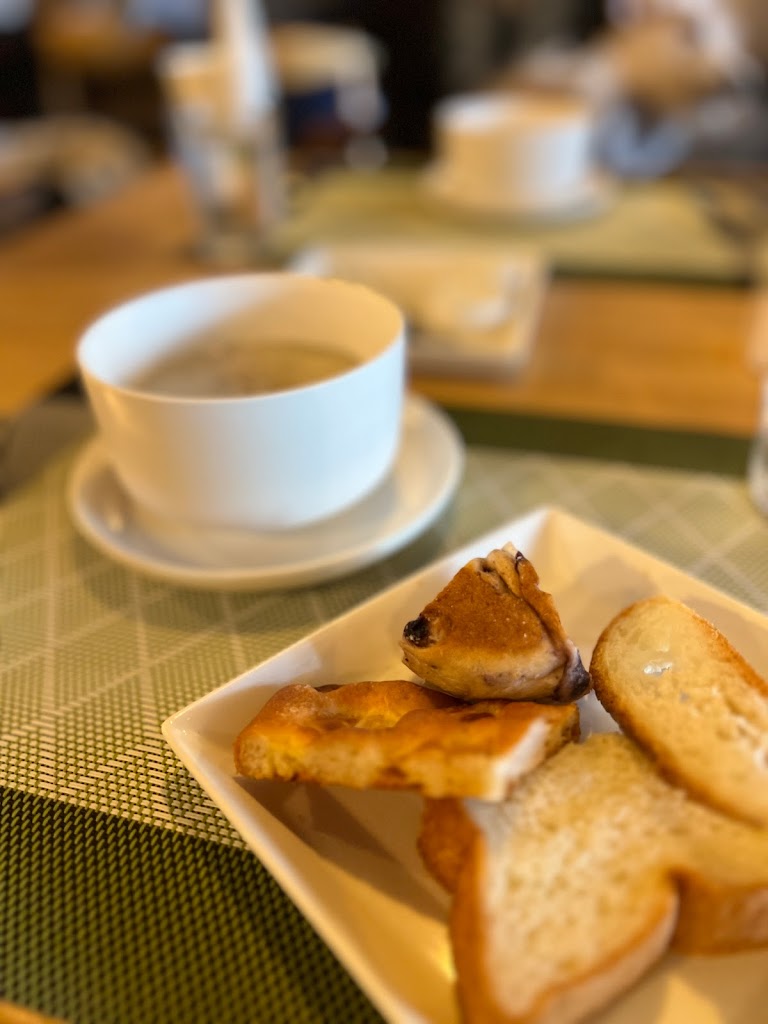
top-left (234, 678), bottom-right (579, 800)
top-left (400, 544), bottom-right (590, 702)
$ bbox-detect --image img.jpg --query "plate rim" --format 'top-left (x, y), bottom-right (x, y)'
top-left (66, 393), bottom-right (465, 591)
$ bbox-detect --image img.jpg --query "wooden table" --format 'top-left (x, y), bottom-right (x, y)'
top-left (0, 161), bottom-right (760, 437)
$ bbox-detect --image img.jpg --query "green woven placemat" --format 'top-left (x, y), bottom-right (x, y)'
top-left (1, 788), bottom-right (381, 1024)
top-left (270, 168), bottom-right (751, 283)
top-left (3, 438), bottom-right (768, 1023)
top-left (447, 408), bottom-right (752, 477)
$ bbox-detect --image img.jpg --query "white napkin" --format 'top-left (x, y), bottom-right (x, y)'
top-left (413, 263), bottom-right (524, 349)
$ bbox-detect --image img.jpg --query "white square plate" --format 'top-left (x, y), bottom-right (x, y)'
top-left (162, 506), bottom-right (768, 1024)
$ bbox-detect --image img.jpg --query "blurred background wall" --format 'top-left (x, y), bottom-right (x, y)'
top-left (0, 0), bottom-right (618, 152)
top-left (1, 0), bottom-right (767, 225)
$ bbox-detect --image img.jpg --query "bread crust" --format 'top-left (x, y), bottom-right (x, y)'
top-left (400, 546), bottom-right (591, 703)
top-left (234, 679), bottom-right (579, 800)
top-left (672, 871), bottom-right (768, 953)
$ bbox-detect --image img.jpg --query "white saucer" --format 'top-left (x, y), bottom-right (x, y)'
top-left (422, 164), bottom-right (615, 224)
top-left (67, 395), bottom-right (465, 591)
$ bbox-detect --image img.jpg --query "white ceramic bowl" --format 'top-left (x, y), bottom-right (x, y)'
top-left (77, 273), bottom-right (406, 531)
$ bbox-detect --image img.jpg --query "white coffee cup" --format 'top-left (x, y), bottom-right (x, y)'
top-left (432, 91), bottom-right (594, 209)
top-left (77, 273), bottom-right (405, 533)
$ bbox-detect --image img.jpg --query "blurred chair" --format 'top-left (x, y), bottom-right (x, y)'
top-left (30, 0), bottom-right (167, 146)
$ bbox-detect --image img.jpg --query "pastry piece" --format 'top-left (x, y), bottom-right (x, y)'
top-left (425, 733), bottom-right (768, 1024)
top-left (234, 678), bottom-right (579, 800)
top-left (399, 544), bottom-right (590, 703)
top-left (591, 595), bottom-right (768, 827)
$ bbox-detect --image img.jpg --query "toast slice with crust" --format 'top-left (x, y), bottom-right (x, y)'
top-left (421, 733), bottom-right (768, 1024)
top-left (399, 544), bottom-right (590, 703)
top-left (234, 679), bottom-right (579, 800)
top-left (590, 595), bottom-right (768, 827)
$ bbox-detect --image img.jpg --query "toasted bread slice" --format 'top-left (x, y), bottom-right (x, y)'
top-left (234, 679), bottom-right (578, 800)
top-left (418, 796), bottom-right (477, 892)
top-left (428, 733), bottom-right (768, 1024)
top-left (591, 596), bottom-right (768, 827)
top-left (399, 544), bottom-right (590, 703)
